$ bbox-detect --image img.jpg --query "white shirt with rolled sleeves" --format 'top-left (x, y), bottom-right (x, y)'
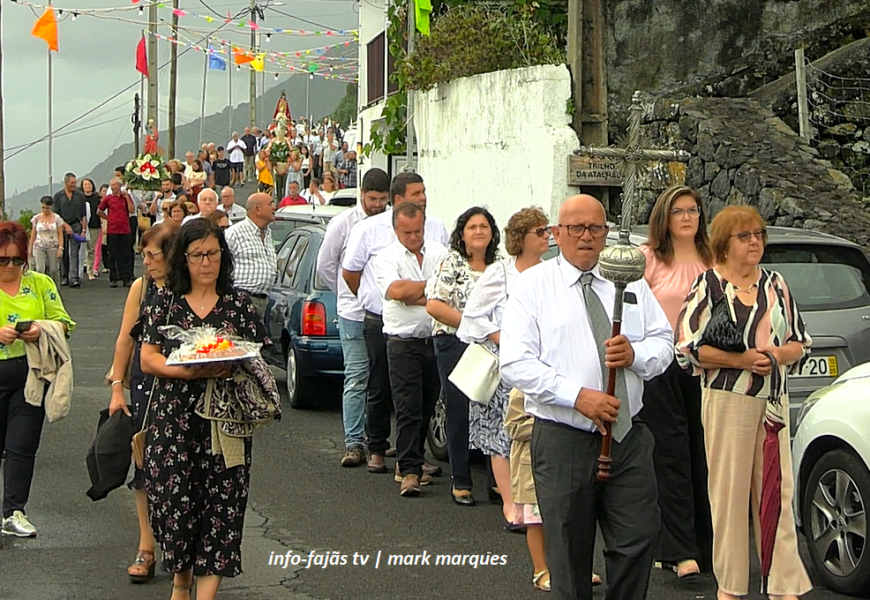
top-left (226, 139), bottom-right (246, 163)
top-left (225, 217), bottom-right (278, 296)
top-left (375, 240), bottom-right (448, 338)
top-left (341, 208), bottom-right (449, 316)
top-left (316, 203), bottom-right (368, 322)
top-left (499, 256), bottom-right (674, 433)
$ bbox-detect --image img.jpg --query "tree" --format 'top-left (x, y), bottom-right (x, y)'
top-left (331, 84), bottom-right (359, 129)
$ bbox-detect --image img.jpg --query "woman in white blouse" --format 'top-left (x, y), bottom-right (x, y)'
top-left (457, 207), bottom-right (550, 528)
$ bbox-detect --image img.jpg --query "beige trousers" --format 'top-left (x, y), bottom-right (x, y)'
top-left (701, 388), bottom-right (812, 596)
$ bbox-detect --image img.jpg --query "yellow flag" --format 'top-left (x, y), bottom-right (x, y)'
top-left (251, 53), bottom-right (265, 72)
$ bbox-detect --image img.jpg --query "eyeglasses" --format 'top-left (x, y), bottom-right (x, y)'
top-left (527, 226), bottom-right (550, 238)
top-left (140, 249), bottom-right (163, 260)
top-left (185, 249), bottom-right (222, 263)
top-left (558, 224), bottom-right (609, 238)
top-left (731, 229), bottom-right (767, 243)
top-left (670, 207), bottom-right (701, 219)
top-left (0, 257), bottom-right (25, 267)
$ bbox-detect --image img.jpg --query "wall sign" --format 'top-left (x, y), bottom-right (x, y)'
top-left (567, 155), bottom-right (624, 187)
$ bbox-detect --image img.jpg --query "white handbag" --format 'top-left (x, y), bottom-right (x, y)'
top-left (448, 342), bottom-right (500, 405)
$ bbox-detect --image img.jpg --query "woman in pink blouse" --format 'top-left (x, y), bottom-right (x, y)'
top-left (638, 186), bottom-right (714, 582)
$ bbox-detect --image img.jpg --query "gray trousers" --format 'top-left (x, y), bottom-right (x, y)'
top-left (32, 247), bottom-right (60, 286)
top-left (532, 419), bottom-right (660, 600)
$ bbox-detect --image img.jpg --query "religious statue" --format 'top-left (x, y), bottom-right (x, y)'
top-left (274, 90), bottom-right (292, 123)
top-left (143, 118), bottom-right (165, 157)
top-left (269, 113), bottom-right (291, 198)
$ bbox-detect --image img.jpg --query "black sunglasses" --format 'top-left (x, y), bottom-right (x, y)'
top-left (0, 257), bottom-right (25, 267)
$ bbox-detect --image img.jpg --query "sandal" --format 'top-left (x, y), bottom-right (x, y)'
top-left (675, 559), bottom-right (700, 581)
top-left (128, 549), bottom-right (156, 583)
top-left (532, 570), bottom-right (551, 592)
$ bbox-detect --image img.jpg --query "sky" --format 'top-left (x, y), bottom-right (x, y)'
top-left (2, 0), bottom-right (360, 194)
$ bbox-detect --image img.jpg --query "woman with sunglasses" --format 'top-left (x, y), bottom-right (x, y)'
top-left (106, 221), bottom-right (179, 583)
top-left (0, 221), bottom-right (75, 538)
top-left (676, 205), bottom-right (812, 600)
top-left (638, 186), bottom-right (713, 582)
top-left (139, 219), bottom-right (273, 600)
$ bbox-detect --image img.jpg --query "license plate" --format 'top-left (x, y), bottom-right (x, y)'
top-left (796, 356), bottom-right (838, 378)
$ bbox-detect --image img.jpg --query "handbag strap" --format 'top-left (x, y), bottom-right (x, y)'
top-left (137, 290), bottom-right (172, 434)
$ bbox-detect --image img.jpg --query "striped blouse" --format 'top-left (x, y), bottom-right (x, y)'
top-left (675, 267), bottom-right (812, 399)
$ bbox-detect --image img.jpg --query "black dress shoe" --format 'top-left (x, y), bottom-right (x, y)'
top-left (451, 487), bottom-right (476, 507)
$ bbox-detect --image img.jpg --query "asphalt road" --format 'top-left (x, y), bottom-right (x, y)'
top-left (0, 227), bottom-right (853, 600)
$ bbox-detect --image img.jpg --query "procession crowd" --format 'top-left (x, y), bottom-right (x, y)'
top-left (27, 115), bottom-right (355, 290)
top-left (1, 140), bottom-right (816, 600)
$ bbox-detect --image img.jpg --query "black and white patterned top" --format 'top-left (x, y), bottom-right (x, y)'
top-left (426, 249), bottom-right (486, 336)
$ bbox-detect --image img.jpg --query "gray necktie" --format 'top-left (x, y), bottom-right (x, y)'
top-left (580, 273), bottom-right (632, 442)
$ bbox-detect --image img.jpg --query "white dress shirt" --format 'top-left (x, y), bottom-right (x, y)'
top-left (456, 257), bottom-right (518, 345)
top-left (499, 256), bottom-right (674, 432)
top-left (225, 217), bottom-right (278, 295)
top-left (218, 203), bottom-right (247, 219)
top-left (342, 209), bottom-right (449, 316)
top-left (226, 139), bottom-right (246, 163)
top-left (375, 240), bottom-right (448, 338)
top-left (182, 214), bottom-right (201, 225)
top-left (316, 203), bottom-right (368, 322)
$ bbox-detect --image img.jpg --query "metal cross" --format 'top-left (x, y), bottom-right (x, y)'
top-left (578, 91), bottom-right (691, 482)
top-left (574, 91), bottom-right (691, 243)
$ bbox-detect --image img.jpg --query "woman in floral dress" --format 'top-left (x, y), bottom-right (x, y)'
top-left (426, 207), bottom-right (499, 508)
top-left (139, 219), bottom-right (270, 600)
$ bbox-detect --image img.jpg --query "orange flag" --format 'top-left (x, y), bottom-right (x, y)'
top-left (233, 46), bottom-right (254, 65)
top-left (31, 7), bottom-right (59, 52)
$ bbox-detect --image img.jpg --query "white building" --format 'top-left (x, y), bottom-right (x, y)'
top-left (357, 0), bottom-right (413, 180)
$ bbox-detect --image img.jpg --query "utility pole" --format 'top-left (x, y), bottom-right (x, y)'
top-left (134, 93), bottom-right (141, 155)
top-left (168, 0), bottom-right (180, 158)
top-left (0, 0), bottom-right (6, 218)
top-left (567, 0), bottom-right (609, 210)
top-left (404, 0), bottom-right (415, 170)
top-left (249, 0), bottom-right (258, 128)
top-left (147, 0), bottom-right (158, 128)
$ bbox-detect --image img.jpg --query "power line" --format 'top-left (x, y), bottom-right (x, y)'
top-left (263, 5), bottom-right (343, 31)
top-left (7, 4), bottom-right (253, 162)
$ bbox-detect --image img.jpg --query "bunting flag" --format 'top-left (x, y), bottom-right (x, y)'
top-left (135, 35), bottom-right (149, 77)
top-left (251, 53), bottom-right (265, 72)
top-left (31, 7), bottom-right (59, 52)
top-left (207, 45), bottom-right (226, 70)
top-left (233, 46), bottom-right (254, 65)
top-left (415, 0), bottom-right (432, 36)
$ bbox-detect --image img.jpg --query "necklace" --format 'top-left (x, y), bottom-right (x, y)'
top-left (732, 282), bottom-right (758, 293)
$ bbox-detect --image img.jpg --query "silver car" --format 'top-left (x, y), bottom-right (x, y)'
top-left (541, 225), bottom-right (870, 431)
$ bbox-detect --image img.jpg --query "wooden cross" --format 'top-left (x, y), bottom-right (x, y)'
top-left (574, 91), bottom-right (691, 239)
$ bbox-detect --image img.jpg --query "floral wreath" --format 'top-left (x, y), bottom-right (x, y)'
top-left (124, 154), bottom-right (170, 192)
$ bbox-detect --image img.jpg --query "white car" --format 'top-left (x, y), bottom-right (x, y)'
top-left (793, 362), bottom-right (870, 595)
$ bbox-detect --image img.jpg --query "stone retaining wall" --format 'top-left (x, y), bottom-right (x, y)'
top-left (637, 96), bottom-right (870, 247)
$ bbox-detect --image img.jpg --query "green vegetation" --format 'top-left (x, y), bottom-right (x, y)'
top-left (331, 83), bottom-right (359, 129)
top-left (18, 209), bottom-right (34, 233)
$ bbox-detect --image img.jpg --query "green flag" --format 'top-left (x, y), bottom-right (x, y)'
top-left (415, 0), bottom-right (432, 36)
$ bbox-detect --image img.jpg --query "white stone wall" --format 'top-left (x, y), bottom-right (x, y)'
top-left (414, 64), bottom-right (579, 233)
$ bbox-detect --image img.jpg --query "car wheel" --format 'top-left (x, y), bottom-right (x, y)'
top-left (285, 345), bottom-right (314, 409)
top-left (802, 448), bottom-right (870, 595)
top-left (427, 391), bottom-right (449, 462)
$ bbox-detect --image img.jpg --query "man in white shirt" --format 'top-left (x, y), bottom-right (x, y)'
top-left (375, 202), bottom-right (447, 497)
top-left (217, 186), bottom-right (247, 220)
top-left (183, 189), bottom-right (218, 225)
top-left (149, 177), bottom-right (176, 224)
top-left (316, 168), bottom-right (390, 468)
top-left (341, 172), bottom-right (448, 474)
top-left (226, 132), bottom-right (247, 187)
top-left (225, 193), bottom-right (278, 319)
top-left (500, 195), bottom-right (673, 600)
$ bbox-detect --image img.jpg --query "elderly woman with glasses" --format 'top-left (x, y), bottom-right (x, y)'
top-left (675, 205), bottom-right (812, 600)
top-left (139, 219), bottom-right (273, 600)
top-left (0, 221), bottom-right (75, 538)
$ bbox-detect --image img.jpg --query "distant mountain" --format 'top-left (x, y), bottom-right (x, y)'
top-left (6, 77), bottom-right (347, 216)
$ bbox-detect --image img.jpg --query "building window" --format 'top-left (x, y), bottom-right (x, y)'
top-left (367, 33), bottom-right (386, 105)
top-left (366, 32), bottom-right (401, 105)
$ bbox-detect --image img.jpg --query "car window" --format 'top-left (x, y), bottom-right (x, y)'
top-left (282, 235), bottom-right (310, 289)
top-left (275, 234), bottom-right (301, 284)
top-left (762, 244), bottom-right (870, 311)
top-left (271, 219), bottom-right (316, 247)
